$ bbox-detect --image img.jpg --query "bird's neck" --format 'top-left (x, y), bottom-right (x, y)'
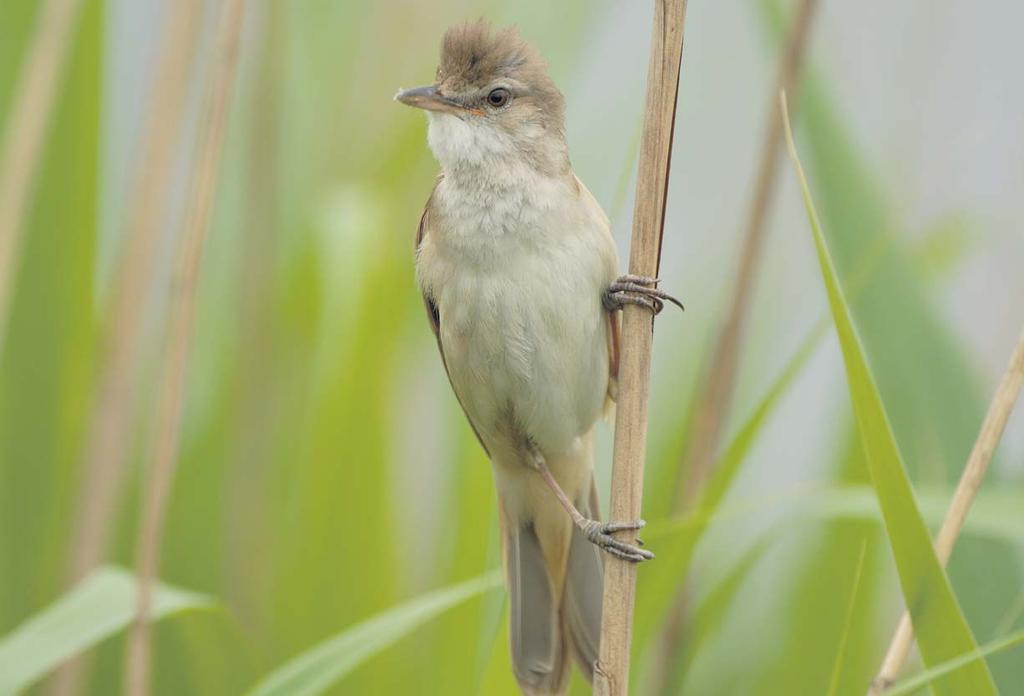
top-left (427, 113), bottom-right (571, 194)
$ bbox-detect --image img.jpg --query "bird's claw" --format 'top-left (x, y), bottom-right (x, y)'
top-left (581, 518), bottom-right (654, 563)
top-left (603, 274), bottom-right (684, 315)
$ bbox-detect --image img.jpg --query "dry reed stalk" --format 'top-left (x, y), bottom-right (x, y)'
top-left (49, 7), bottom-right (202, 694)
top-left (648, 3), bottom-right (822, 689)
top-left (123, 0), bottom-right (246, 693)
top-left (68, 0), bottom-right (202, 586)
top-left (0, 0), bottom-right (85, 354)
top-left (647, 2), bottom-right (823, 687)
top-left (593, 1), bottom-right (690, 694)
top-left (224, 0), bottom-right (279, 631)
top-left (869, 327), bottom-right (1024, 694)
top-left (675, 0), bottom-right (820, 509)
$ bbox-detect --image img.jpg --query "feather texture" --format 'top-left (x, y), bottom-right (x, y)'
top-left (410, 20), bottom-right (618, 695)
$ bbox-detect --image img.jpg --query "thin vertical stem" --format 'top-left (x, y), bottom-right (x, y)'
top-left (123, 0), bottom-right (246, 693)
top-left (650, 2), bottom-right (821, 689)
top-left (869, 327), bottom-right (1024, 694)
top-left (593, 1), bottom-right (689, 694)
top-left (224, 0), bottom-right (280, 635)
top-left (69, 0), bottom-right (202, 586)
top-left (54, 3), bottom-right (202, 690)
top-left (675, 0), bottom-right (820, 509)
top-left (0, 0), bottom-right (85, 354)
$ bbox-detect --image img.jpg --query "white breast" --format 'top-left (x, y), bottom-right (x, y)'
top-left (416, 149), bottom-right (617, 457)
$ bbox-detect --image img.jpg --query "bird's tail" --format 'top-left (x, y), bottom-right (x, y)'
top-left (502, 476), bottom-right (604, 696)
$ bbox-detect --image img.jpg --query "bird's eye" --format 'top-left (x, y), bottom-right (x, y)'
top-left (486, 88), bottom-right (511, 108)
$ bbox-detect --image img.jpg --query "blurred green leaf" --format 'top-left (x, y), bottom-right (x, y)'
top-left (756, 0), bottom-right (1008, 687)
top-left (910, 212), bottom-right (977, 281)
top-left (476, 610), bottom-right (520, 696)
top-left (993, 591), bottom-right (1024, 639)
top-left (886, 630), bottom-right (1024, 696)
top-left (793, 60), bottom-right (983, 486)
top-left (645, 358), bottom-right (705, 521)
top-left (151, 608), bottom-right (261, 696)
top-left (793, 486), bottom-right (1024, 546)
top-left (672, 537), bottom-right (774, 691)
top-left (650, 484), bottom-right (1024, 550)
top-left (0, 3), bottom-right (36, 114)
top-left (0, 0), bottom-right (101, 633)
top-left (826, 540), bottom-right (868, 696)
top-left (249, 571), bottom-right (502, 696)
top-left (698, 326), bottom-right (823, 518)
top-left (427, 423), bottom-right (499, 695)
top-left (634, 319), bottom-right (822, 649)
top-left (0, 566), bottom-right (213, 694)
top-left (783, 99), bottom-right (996, 694)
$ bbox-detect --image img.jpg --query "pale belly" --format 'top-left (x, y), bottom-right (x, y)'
top-left (435, 241), bottom-right (611, 458)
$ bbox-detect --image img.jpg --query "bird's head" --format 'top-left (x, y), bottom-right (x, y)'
top-left (396, 20), bottom-right (569, 177)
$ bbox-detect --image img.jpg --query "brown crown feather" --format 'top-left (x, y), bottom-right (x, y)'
top-left (438, 20), bottom-right (560, 103)
top-left (436, 20), bottom-right (568, 171)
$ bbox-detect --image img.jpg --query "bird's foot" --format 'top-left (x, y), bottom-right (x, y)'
top-left (581, 518), bottom-right (654, 563)
top-left (603, 274), bottom-right (684, 315)
top-left (527, 440), bottom-right (654, 563)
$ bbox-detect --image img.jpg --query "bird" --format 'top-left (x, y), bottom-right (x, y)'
top-left (395, 20), bottom-right (681, 695)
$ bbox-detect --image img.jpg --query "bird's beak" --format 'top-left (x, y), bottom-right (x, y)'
top-left (394, 85), bottom-right (475, 115)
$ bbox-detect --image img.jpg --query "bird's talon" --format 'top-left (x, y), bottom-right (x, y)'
top-left (603, 275), bottom-right (684, 314)
top-left (599, 519), bottom-right (646, 534)
top-left (618, 274), bottom-right (661, 287)
top-left (581, 518), bottom-right (653, 563)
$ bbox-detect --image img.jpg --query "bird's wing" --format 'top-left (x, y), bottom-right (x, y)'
top-left (571, 173), bottom-right (620, 407)
top-left (416, 185), bottom-right (491, 458)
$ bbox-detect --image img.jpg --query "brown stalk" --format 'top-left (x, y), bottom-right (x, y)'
top-left (224, 0), bottom-right (279, 634)
top-left (869, 327), bottom-right (1024, 694)
top-left (648, 3), bottom-right (821, 690)
top-left (675, 0), bottom-right (820, 509)
top-left (49, 7), bottom-right (202, 693)
top-left (593, 1), bottom-right (690, 694)
top-left (68, 0), bottom-right (202, 586)
top-left (0, 0), bottom-right (85, 353)
top-left (123, 0), bottom-right (246, 693)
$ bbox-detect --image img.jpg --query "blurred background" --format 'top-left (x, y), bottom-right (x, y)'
top-left (0, 0), bottom-right (1022, 694)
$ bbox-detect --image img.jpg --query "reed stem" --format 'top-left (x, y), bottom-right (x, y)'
top-left (593, 2), bottom-right (690, 693)
top-left (123, 1), bottom-right (246, 692)
top-left (869, 327), bottom-right (1024, 694)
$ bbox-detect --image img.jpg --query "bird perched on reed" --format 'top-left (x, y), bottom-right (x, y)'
top-left (396, 20), bottom-right (680, 695)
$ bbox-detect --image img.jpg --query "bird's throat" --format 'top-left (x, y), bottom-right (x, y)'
top-left (426, 112), bottom-right (570, 186)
